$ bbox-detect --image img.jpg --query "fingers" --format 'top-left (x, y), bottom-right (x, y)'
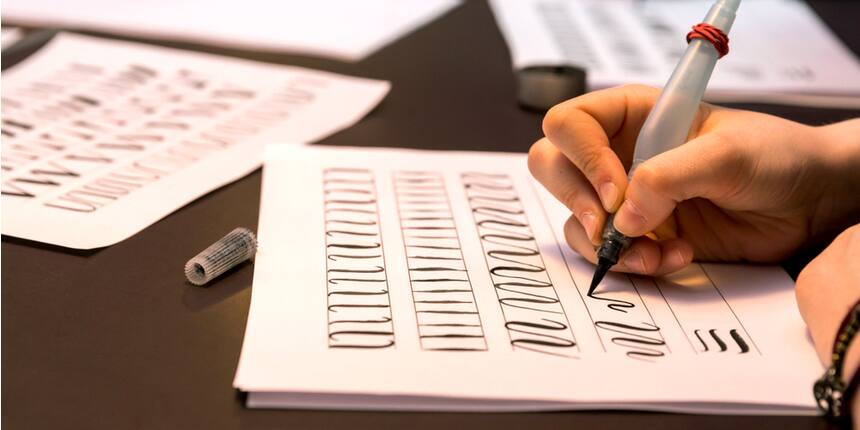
top-left (563, 216), bottom-right (694, 276)
top-left (542, 85), bottom-right (660, 212)
top-left (528, 138), bottom-right (605, 244)
top-left (613, 132), bottom-right (746, 237)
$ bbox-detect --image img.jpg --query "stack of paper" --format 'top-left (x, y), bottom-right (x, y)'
top-left (233, 145), bottom-right (822, 414)
top-left (490, 0), bottom-right (860, 107)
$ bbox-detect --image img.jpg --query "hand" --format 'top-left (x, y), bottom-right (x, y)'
top-left (796, 224), bottom-right (860, 423)
top-left (528, 84), bottom-right (860, 275)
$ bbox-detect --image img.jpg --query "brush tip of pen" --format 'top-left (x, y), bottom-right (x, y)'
top-left (588, 257), bottom-right (611, 296)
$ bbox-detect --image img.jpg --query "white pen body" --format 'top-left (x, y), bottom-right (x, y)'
top-left (629, 0), bottom-right (740, 174)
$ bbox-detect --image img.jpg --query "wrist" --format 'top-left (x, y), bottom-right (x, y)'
top-left (809, 119), bottom-right (860, 241)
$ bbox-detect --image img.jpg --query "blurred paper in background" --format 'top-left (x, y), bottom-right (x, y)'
top-left (490, 0), bottom-right (860, 108)
top-left (1, 0), bottom-right (461, 61)
top-left (1, 34), bottom-right (390, 249)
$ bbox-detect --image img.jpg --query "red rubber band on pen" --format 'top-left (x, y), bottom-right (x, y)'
top-left (686, 23), bottom-right (730, 58)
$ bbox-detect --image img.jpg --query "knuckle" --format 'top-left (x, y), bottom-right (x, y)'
top-left (578, 147), bottom-right (606, 178)
top-left (558, 185), bottom-right (582, 212)
top-left (632, 162), bottom-right (665, 192)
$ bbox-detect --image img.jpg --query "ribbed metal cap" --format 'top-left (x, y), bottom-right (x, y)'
top-left (184, 227), bottom-right (257, 286)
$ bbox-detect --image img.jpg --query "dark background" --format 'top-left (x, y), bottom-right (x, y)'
top-left (3, 1), bottom-right (859, 428)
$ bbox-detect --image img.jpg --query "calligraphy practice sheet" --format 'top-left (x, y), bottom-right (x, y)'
top-left (234, 146), bottom-right (822, 414)
top-left (1, 0), bottom-right (460, 61)
top-left (1, 34), bottom-right (390, 249)
top-left (489, 0), bottom-right (860, 108)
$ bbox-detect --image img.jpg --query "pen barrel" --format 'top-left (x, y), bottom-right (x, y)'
top-left (629, 0), bottom-right (738, 169)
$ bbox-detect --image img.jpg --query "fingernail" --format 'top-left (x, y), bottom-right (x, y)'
top-left (615, 199), bottom-right (647, 235)
top-left (598, 182), bottom-right (618, 211)
top-left (580, 212), bottom-right (598, 242)
top-left (623, 250), bottom-right (646, 273)
top-left (671, 249), bottom-right (686, 267)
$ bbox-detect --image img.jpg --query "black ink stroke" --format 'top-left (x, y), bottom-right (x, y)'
top-left (462, 172), bottom-right (577, 357)
top-left (709, 329), bottom-right (728, 352)
top-left (393, 171), bottom-right (487, 351)
top-left (694, 329), bottom-right (709, 352)
top-left (595, 321), bottom-right (666, 361)
top-left (324, 168), bottom-right (395, 349)
top-left (730, 329), bottom-right (750, 354)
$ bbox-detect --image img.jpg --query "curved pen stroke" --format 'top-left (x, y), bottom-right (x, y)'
top-left (420, 323), bottom-right (482, 327)
top-left (407, 245), bottom-right (460, 250)
top-left (407, 255), bottom-right (462, 260)
top-left (323, 167), bottom-right (372, 174)
top-left (411, 278), bottom-right (470, 283)
top-left (507, 319), bottom-right (576, 348)
top-left (595, 321), bottom-right (666, 361)
top-left (328, 303), bottom-right (390, 312)
top-left (329, 340), bottom-right (395, 349)
top-left (328, 278), bottom-right (387, 285)
top-left (467, 194), bottom-right (520, 203)
top-left (326, 242), bottom-right (381, 249)
top-left (413, 288), bottom-right (473, 293)
top-left (474, 216), bottom-right (529, 231)
top-left (587, 292), bottom-right (636, 313)
top-left (326, 219), bottom-right (377, 226)
top-left (416, 310), bottom-right (479, 315)
top-left (325, 208), bottom-right (376, 215)
top-left (709, 329), bottom-right (728, 352)
top-left (328, 254), bottom-right (382, 261)
top-left (327, 266), bottom-right (384, 273)
top-left (324, 188), bottom-right (372, 194)
top-left (694, 329), bottom-right (709, 352)
top-left (730, 329), bottom-right (750, 354)
top-left (471, 205), bottom-right (528, 227)
top-left (498, 297), bottom-right (562, 314)
top-left (324, 198), bottom-right (377, 205)
top-left (329, 317), bottom-right (392, 325)
top-left (322, 178), bottom-right (374, 185)
top-left (482, 234), bottom-right (538, 254)
top-left (414, 300), bottom-right (474, 304)
top-left (328, 289), bottom-right (390, 296)
top-left (420, 334), bottom-right (484, 339)
top-left (469, 204), bottom-right (523, 216)
top-left (326, 230), bottom-right (378, 237)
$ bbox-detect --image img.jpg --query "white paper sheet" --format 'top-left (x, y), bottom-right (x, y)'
top-left (233, 145), bottom-right (822, 414)
top-left (1, 0), bottom-right (461, 62)
top-left (489, 0), bottom-right (860, 108)
top-left (1, 34), bottom-right (390, 249)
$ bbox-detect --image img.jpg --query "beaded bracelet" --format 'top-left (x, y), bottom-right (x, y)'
top-left (814, 299), bottom-right (860, 421)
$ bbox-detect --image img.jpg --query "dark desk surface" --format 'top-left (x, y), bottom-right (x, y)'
top-left (3, 1), bottom-right (859, 428)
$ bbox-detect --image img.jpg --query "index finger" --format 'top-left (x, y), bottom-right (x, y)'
top-left (542, 85), bottom-right (660, 212)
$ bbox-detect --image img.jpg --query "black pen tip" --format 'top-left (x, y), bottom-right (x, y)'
top-left (588, 258), bottom-right (611, 296)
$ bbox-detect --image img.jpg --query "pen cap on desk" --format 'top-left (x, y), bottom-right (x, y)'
top-left (517, 65), bottom-right (586, 111)
top-left (185, 227), bottom-right (257, 286)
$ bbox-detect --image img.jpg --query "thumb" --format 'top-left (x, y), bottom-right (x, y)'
top-left (613, 133), bottom-right (744, 237)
